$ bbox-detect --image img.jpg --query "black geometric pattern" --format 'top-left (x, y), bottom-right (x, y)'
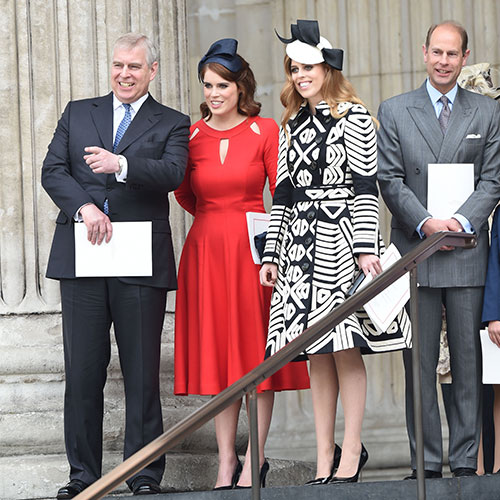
top-left (263, 102), bottom-right (411, 358)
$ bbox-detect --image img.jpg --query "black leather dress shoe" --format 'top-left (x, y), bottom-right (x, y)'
top-left (452, 468), bottom-right (477, 478)
top-left (130, 476), bottom-right (162, 495)
top-left (56, 479), bottom-right (89, 499)
top-left (404, 469), bottom-right (442, 480)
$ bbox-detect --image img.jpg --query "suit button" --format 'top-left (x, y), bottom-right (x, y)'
top-left (415, 167), bottom-right (421, 174)
top-left (305, 236), bottom-right (313, 245)
top-left (301, 262), bottom-right (310, 272)
top-left (106, 187), bottom-right (112, 191)
top-left (310, 161), bottom-right (318, 170)
top-left (315, 135), bottom-right (323, 145)
top-left (324, 115), bottom-right (332, 123)
top-left (288, 165), bottom-right (294, 172)
top-left (306, 210), bottom-right (316, 221)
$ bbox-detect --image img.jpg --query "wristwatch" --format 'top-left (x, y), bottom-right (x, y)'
top-left (117, 155), bottom-right (126, 175)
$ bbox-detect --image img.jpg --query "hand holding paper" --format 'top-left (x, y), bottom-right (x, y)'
top-left (80, 204), bottom-right (113, 245)
top-left (357, 244), bottom-right (410, 333)
top-left (421, 217), bottom-right (462, 251)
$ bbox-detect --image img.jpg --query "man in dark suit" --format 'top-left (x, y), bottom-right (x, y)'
top-left (42, 33), bottom-right (190, 498)
top-left (378, 21), bottom-right (500, 478)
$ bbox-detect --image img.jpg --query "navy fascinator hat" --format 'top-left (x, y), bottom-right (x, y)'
top-left (276, 19), bottom-right (343, 71)
top-left (198, 38), bottom-right (242, 78)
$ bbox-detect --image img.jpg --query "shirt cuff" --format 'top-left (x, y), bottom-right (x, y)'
top-left (416, 216), bottom-right (431, 239)
top-left (74, 203), bottom-right (93, 222)
top-left (453, 213), bottom-right (473, 233)
top-left (115, 155), bottom-right (128, 183)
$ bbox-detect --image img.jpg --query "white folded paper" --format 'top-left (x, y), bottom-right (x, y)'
top-left (427, 163), bottom-right (474, 218)
top-left (74, 221), bottom-right (152, 277)
top-left (357, 244), bottom-right (410, 333)
top-left (246, 212), bottom-right (270, 265)
top-left (480, 329), bottom-right (500, 384)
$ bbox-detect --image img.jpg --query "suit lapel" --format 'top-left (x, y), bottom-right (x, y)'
top-left (407, 83), bottom-right (442, 160)
top-left (90, 93), bottom-right (114, 151)
top-left (114, 95), bottom-right (162, 154)
top-left (438, 87), bottom-right (476, 162)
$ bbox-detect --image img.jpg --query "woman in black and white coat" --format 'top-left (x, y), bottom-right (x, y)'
top-left (260, 20), bottom-right (410, 485)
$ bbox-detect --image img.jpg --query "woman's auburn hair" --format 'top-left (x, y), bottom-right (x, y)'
top-left (280, 55), bottom-right (378, 129)
top-left (199, 58), bottom-right (261, 119)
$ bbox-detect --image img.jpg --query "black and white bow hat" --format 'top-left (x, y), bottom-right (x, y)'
top-left (276, 19), bottom-right (343, 70)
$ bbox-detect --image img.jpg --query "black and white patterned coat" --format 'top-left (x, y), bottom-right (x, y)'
top-left (263, 101), bottom-right (410, 357)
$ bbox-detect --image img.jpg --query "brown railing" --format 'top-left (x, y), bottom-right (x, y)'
top-left (75, 231), bottom-right (477, 500)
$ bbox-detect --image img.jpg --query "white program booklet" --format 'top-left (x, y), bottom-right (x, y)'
top-left (246, 212), bottom-right (270, 265)
top-left (74, 221), bottom-right (152, 277)
top-left (427, 163), bottom-right (474, 218)
top-left (357, 244), bottom-right (410, 333)
top-left (480, 329), bottom-right (500, 384)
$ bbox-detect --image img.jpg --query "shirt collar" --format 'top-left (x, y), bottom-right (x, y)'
top-left (113, 92), bottom-right (149, 113)
top-left (426, 78), bottom-right (458, 106)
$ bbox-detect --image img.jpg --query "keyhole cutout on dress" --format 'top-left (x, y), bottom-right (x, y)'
top-left (219, 138), bottom-right (229, 164)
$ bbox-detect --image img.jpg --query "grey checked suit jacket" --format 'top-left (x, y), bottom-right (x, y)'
top-left (377, 83), bottom-right (500, 287)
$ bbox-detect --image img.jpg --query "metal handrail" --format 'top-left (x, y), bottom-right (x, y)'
top-left (75, 231), bottom-right (477, 500)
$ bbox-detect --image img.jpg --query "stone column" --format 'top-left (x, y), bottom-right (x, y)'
top-left (0, 1), bottom-right (197, 498)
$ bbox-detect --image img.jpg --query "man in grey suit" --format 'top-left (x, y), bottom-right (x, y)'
top-left (378, 20), bottom-right (500, 478)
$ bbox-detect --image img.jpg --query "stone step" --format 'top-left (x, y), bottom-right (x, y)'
top-left (6, 452), bottom-right (493, 500)
top-left (117, 475), bottom-right (500, 500)
top-left (35, 475), bottom-right (500, 500)
top-left (0, 453), bottom-right (314, 500)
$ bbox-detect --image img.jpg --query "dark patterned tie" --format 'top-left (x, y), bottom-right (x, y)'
top-left (113, 103), bottom-right (132, 152)
top-left (438, 95), bottom-right (450, 133)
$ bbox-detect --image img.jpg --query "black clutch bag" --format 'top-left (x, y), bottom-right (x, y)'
top-left (346, 270), bottom-right (366, 297)
top-left (254, 231), bottom-right (267, 260)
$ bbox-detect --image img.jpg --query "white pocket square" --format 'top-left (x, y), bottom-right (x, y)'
top-left (466, 133), bottom-right (481, 139)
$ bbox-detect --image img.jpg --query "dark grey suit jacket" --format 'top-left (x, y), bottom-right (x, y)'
top-left (377, 83), bottom-right (500, 287)
top-left (42, 92), bottom-right (190, 290)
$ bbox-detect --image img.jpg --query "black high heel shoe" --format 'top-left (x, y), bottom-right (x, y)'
top-left (330, 443), bottom-right (368, 484)
top-left (213, 456), bottom-right (243, 490)
top-left (305, 443), bottom-right (342, 485)
top-left (235, 460), bottom-right (269, 488)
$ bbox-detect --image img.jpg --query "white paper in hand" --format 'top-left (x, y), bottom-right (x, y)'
top-left (357, 244), bottom-right (410, 333)
top-left (480, 329), bottom-right (500, 384)
top-left (427, 163), bottom-right (474, 218)
top-left (246, 212), bottom-right (270, 265)
top-left (74, 221), bottom-right (152, 277)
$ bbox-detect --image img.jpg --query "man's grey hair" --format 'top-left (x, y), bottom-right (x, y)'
top-left (113, 33), bottom-right (158, 67)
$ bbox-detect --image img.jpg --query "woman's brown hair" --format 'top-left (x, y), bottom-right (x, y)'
top-left (280, 55), bottom-right (377, 129)
top-left (199, 57), bottom-right (261, 120)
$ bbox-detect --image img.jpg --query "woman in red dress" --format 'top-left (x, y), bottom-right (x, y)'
top-left (174, 39), bottom-right (309, 489)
